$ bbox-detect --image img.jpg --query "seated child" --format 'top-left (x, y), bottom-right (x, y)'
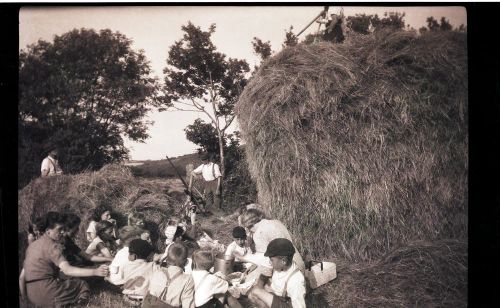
top-left (86, 204), bottom-right (116, 242)
top-left (106, 226), bottom-right (144, 285)
top-left (62, 213), bottom-right (113, 267)
top-left (191, 250), bottom-right (242, 308)
top-left (127, 211), bottom-right (152, 244)
top-left (183, 192), bottom-right (198, 225)
top-left (143, 243), bottom-right (195, 308)
top-left (86, 220), bottom-right (117, 258)
top-left (225, 227), bottom-right (252, 271)
top-left (164, 217), bottom-right (188, 246)
top-left (248, 238), bottom-right (306, 308)
top-left (122, 239), bottom-right (157, 304)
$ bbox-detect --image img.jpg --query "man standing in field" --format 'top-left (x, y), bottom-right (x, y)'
top-left (190, 153), bottom-right (222, 212)
top-left (40, 148), bottom-right (63, 177)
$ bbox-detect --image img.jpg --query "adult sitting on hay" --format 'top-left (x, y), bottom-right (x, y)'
top-left (235, 209), bottom-right (305, 275)
top-left (19, 211), bottom-right (109, 307)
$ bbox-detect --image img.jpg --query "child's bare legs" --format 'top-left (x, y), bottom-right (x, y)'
top-left (226, 294), bottom-right (243, 308)
top-left (248, 286), bottom-right (273, 308)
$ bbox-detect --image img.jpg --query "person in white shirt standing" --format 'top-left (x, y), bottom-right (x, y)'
top-left (40, 148), bottom-right (63, 177)
top-left (190, 153), bottom-right (222, 212)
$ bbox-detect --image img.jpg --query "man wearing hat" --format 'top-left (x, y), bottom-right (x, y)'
top-left (41, 148), bottom-right (63, 177)
top-left (248, 238), bottom-right (306, 308)
top-left (190, 152), bottom-right (222, 212)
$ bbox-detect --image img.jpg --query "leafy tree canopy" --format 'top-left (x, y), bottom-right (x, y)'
top-left (162, 22), bottom-right (250, 176)
top-left (19, 28), bottom-right (159, 187)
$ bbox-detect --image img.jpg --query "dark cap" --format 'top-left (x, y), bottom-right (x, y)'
top-left (129, 238), bottom-right (153, 259)
top-left (232, 226), bottom-right (247, 239)
top-left (264, 238), bottom-right (295, 257)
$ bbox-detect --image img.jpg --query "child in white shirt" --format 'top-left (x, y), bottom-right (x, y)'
top-left (144, 243), bottom-right (195, 308)
top-left (225, 226), bottom-right (252, 271)
top-left (248, 238), bottom-right (306, 308)
top-left (106, 226), bottom-right (144, 286)
top-left (122, 239), bottom-right (158, 305)
top-left (191, 250), bottom-right (242, 308)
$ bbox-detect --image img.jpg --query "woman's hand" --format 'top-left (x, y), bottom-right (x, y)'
top-left (93, 264), bottom-right (109, 277)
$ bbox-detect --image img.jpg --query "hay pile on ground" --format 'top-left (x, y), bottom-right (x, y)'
top-left (324, 239), bottom-right (467, 307)
top-left (236, 29), bottom-right (467, 261)
top-left (18, 164), bottom-right (178, 268)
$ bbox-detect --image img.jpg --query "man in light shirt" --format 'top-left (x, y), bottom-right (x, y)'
top-left (41, 148), bottom-right (63, 177)
top-left (190, 153), bottom-right (222, 211)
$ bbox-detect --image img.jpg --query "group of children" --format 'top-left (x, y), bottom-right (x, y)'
top-left (24, 203), bottom-right (307, 308)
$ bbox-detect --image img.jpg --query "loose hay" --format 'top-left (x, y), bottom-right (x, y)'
top-left (325, 240), bottom-right (467, 307)
top-left (18, 164), bottom-right (177, 268)
top-left (236, 30), bottom-right (467, 261)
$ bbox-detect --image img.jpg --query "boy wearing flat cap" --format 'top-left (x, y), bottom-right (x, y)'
top-left (248, 238), bottom-right (306, 308)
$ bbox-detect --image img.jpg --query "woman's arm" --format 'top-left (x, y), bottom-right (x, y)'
top-left (96, 242), bottom-right (112, 258)
top-left (59, 261), bottom-right (108, 277)
top-left (78, 250), bottom-right (113, 262)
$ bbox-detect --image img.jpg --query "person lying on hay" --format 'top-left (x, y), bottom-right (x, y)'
top-left (247, 238), bottom-right (306, 308)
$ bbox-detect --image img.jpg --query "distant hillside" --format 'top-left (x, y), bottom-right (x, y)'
top-left (129, 152), bottom-right (202, 179)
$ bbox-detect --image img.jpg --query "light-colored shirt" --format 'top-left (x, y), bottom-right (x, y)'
top-left (192, 162), bottom-right (221, 181)
top-left (251, 219), bottom-right (293, 253)
top-left (86, 220), bottom-right (97, 242)
top-left (122, 259), bottom-right (158, 299)
top-left (191, 269), bottom-right (228, 307)
top-left (85, 236), bottom-right (104, 256)
top-left (23, 235), bottom-right (67, 281)
top-left (148, 266), bottom-right (195, 308)
top-left (225, 241), bottom-right (250, 258)
top-left (106, 246), bottom-right (131, 285)
top-left (40, 156), bottom-right (62, 176)
top-left (270, 263), bottom-right (306, 308)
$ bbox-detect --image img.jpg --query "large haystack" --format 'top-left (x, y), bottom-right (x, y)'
top-left (236, 30), bottom-right (467, 261)
top-left (18, 165), bottom-right (177, 268)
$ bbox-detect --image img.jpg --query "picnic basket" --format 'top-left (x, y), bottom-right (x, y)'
top-left (304, 260), bottom-right (337, 289)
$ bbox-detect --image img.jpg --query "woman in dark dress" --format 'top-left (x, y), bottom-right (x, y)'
top-left (19, 211), bottom-right (109, 307)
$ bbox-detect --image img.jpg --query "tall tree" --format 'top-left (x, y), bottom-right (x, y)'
top-left (162, 23), bottom-right (250, 177)
top-left (19, 28), bottom-right (159, 187)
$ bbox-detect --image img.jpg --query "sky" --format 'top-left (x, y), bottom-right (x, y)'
top-left (19, 5), bottom-right (467, 160)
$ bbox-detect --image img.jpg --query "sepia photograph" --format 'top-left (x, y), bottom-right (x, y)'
top-left (17, 4), bottom-right (468, 308)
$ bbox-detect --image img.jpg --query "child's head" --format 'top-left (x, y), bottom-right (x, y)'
top-left (127, 212), bottom-right (146, 229)
top-left (232, 226), bottom-right (247, 248)
top-left (167, 217), bottom-right (180, 226)
top-left (128, 238), bottom-right (153, 261)
top-left (166, 243), bottom-right (188, 268)
top-left (31, 216), bottom-right (45, 235)
top-left (62, 212), bottom-right (81, 237)
top-left (118, 226), bottom-right (144, 247)
top-left (95, 220), bottom-right (115, 241)
top-left (264, 238), bottom-right (295, 272)
top-left (92, 204), bottom-right (112, 222)
top-left (192, 249), bottom-right (214, 271)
